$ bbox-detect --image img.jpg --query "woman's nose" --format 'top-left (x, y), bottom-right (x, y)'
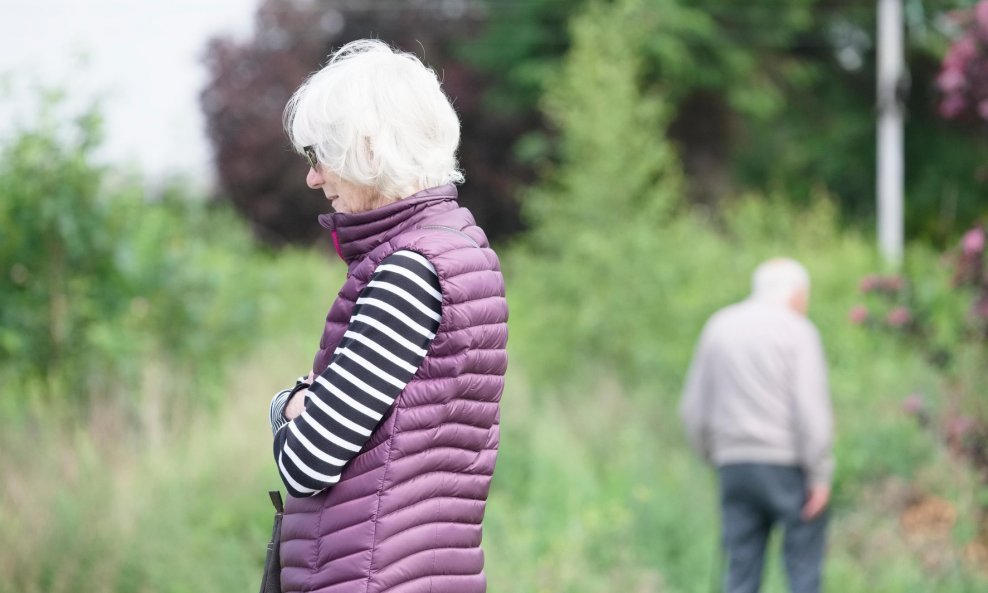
top-left (306, 166), bottom-right (324, 189)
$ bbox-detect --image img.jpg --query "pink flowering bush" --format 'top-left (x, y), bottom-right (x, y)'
top-left (859, 274), bottom-right (905, 295)
top-left (848, 273), bottom-right (913, 333)
top-left (937, 1), bottom-right (988, 122)
top-left (866, 228), bottom-right (988, 478)
top-left (902, 393), bottom-right (926, 416)
top-left (848, 304), bottom-right (869, 325)
top-left (852, 226), bottom-right (988, 341)
top-left (962, 226), bottom-right (985, 256)
top-left (887, 306), bottom-right (912, 328)
top-left (954, 225), bottom-right (988, 327)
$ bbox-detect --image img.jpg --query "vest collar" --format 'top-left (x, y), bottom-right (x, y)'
top-left (318, 184), bottom-right (459, 264)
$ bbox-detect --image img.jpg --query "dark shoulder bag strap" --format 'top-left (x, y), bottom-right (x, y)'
top-left (259, 491), bottom-right (284, 593)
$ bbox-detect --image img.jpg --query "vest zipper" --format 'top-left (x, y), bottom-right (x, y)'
top-left (419, 225), bottom-right (480, 248)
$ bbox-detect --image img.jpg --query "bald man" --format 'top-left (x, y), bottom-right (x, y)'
top-left (680, 258), bottom-right (834, 593)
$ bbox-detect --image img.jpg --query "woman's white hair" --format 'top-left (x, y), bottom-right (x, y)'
top-left (751, 258), bottom-right (810, 305)
top-left (284, 39), bottom-right (464, 199)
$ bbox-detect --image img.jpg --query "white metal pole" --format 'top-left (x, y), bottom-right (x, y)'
top-left (877, 0), bottom-right (905, 267)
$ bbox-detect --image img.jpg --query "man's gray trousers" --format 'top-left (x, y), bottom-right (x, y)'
top-left (718, 463), bottom-right (829, 593)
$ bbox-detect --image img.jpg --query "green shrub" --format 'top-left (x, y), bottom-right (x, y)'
top-left (0, 98), bottom-right (271, 413)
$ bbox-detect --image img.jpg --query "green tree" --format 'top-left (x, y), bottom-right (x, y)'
top-left (467, 0), bottom-right (988, 243)
top-left (0, 97), bottom-right (128, 392)
top-left (0, 97), bottom-right (264, 410)
top-left (526, 0), bottom-right (682, 237)
top-left (510, 0), bottom-right (694, 382)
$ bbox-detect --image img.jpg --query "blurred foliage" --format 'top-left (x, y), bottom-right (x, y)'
top-left (467, 0), bottom-right (820, 117)
top-left (200, 0), bottom-right (988, 247)
top-left (523, 0), bottom-right (682, 238)
top-left (467, 0), bottom-right (988, 243)
top-left (0, 97), bottom-right (273, 413)
top-left (0, 97), bottom-right (122, 385)
top-left (506, 0), bottom-right (687, 384)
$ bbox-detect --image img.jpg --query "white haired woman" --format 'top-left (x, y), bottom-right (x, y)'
top-left (266, 40), bottom-right (508, 593)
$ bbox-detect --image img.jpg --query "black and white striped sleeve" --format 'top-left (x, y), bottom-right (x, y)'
top-left (272, 250), bottom-right (442, 497)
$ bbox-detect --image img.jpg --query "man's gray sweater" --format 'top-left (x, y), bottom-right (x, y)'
top-left (680, 298), bottom-right (835, 487)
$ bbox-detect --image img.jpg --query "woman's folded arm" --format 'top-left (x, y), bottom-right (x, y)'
top-left (272, 250), bottom-right (442, 497)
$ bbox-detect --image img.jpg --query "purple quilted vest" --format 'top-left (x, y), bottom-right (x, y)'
top-left (279, 185), bottom-right (508, 593)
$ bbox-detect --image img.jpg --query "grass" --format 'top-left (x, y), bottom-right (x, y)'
top-left (1, 235), bottom-right (986, 593)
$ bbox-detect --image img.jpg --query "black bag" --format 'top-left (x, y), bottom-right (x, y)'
top-left (259, 491), bottom-right (284, 593)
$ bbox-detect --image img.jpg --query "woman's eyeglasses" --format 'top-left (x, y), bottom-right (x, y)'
top-left (303, 145), bottom-right (318, 169)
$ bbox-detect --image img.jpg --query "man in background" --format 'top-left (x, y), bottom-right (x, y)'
top-left (680, 258), bottom-right (835, 593)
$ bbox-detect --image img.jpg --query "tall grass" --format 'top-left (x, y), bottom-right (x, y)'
top-left (0, 248), bottom-right (340, 593)
top-left (3, 218), bottom-right (986, 592)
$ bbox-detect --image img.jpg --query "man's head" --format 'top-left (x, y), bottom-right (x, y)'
top-left (751, 258), bottom-right (811, 315)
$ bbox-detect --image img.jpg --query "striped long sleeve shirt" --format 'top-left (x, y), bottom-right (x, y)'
top-left (269, 250), bottom-right (442, 497)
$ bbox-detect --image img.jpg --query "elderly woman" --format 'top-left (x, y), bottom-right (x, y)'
top-left (266, 40), bottom-right (508, 593)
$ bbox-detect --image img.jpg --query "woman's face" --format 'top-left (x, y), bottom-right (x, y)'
top-left (306, 165), bottom-right (384, 214)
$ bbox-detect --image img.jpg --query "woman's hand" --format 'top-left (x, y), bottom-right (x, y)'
top-left (285, 390), bottom-right (306, 420)
top-left (285, 371), bottom-right (316, 421)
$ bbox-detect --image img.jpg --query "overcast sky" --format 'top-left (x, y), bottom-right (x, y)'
top-left (0, 0), bottom-right (259, 187)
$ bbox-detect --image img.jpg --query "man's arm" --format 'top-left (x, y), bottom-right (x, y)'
top-left (273, 250), bottom-right (442, 498)
top-left (792, 322), bottom-right (835, 520)
top-left (792, 323), bottom-right (834, 488)
top-left (680, 325), bottom-right (713, 461)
